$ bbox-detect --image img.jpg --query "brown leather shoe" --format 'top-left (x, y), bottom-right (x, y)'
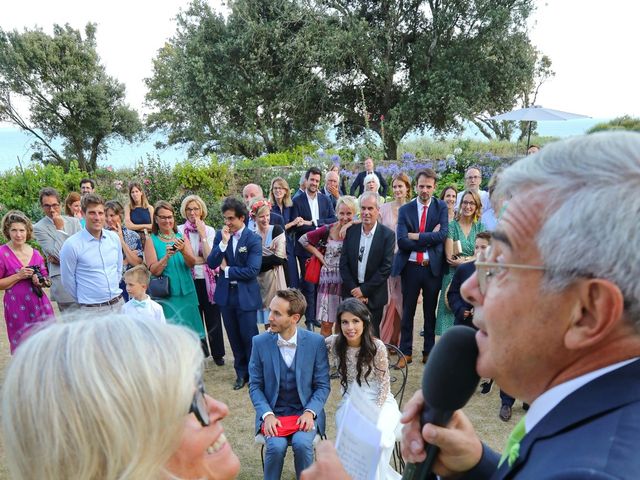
top-left (395, 355), bottom-right (412, 369)
top-left (422, 353), bottom-right (428, 364)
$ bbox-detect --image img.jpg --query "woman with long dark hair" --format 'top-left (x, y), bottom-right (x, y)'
top-left (325, 298), bottom-right (401, 479)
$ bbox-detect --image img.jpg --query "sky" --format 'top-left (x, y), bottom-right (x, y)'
top-left (1, 0), bottom-right (639, 123)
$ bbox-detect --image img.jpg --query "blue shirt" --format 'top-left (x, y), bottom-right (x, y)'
top-left (60, 228), bottom-right (123, 304)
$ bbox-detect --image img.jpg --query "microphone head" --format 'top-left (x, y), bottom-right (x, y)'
top-left (422, 326), bottom-right (480, 411)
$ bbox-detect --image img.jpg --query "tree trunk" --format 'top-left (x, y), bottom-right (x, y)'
top-left (383, 136), bottom-right (398, 161)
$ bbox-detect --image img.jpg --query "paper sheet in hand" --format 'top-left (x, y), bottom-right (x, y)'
top-left (334, 383), bottom-right (382, 480)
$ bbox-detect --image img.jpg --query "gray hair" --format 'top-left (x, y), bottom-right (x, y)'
top-left (1, 315), bottom-right (203, 479)
top-left (359, 191), bottom-right (382, 209)
top-left (363, 173), bottom-right (380, 190)
top-left (496, 131), bottom-right (640, 324)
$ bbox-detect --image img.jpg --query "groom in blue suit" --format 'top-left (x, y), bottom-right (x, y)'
top-left (249, 288), bottom-right (330, 480)
top-left (208, 197), bottom-right (262, 390)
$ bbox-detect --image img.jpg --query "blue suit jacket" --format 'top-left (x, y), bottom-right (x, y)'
top-left (463, 358), bottom-right (640, 479)
top-left (249, 329), bottom-right (331, 434)
top-left (392, 198), bottom-right (449, 277)
top-left (292, 192), bottom-right (336, 257)
top-left (448, 262), bottom-right (476, 328)
top-left (206, 227), bottom-right (262, 311)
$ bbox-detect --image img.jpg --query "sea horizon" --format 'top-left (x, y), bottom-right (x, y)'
top-left (1, 117), bottom-right (608, 173)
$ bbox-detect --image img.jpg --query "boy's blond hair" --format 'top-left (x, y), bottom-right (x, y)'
top-left (123, 264), bottom-right (151, 286)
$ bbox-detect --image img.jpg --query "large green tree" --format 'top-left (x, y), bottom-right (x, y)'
top-left (146, 0), bottom-right (328, 158)
top-left (313, 0), bottom-right (538, 159)
top-left (0, 24), bottom-right (142, 172)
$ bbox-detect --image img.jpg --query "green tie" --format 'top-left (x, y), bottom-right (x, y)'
top-left (498, 417), bottom-right (526, 468)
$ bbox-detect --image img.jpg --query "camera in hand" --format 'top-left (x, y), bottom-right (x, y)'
top-left (28, 265), bottom-right (51, 298)
top-left (168, 243), bottom-right (177, 251)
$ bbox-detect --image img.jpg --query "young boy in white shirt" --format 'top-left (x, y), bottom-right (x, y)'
top-left (121, 265), bottom-right (166, 324)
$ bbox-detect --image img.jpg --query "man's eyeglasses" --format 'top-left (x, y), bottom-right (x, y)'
top-left (42, 203), bottom-right (60, 209)
top-left (474, 247), bottom-right (546, 296)
top-left (466, 175), bottom-right (481, 180)
top-left (358, 245), bottom-right (365, 262)
top-left (189, 378), bottom-right (210, 427)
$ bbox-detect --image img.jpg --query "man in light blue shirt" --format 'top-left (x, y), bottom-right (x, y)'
top-left (60, 193), bottom-right (124, 312)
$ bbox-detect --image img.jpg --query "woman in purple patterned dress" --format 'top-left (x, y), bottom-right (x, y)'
top-left (0, 210), bottom-right (54, 353)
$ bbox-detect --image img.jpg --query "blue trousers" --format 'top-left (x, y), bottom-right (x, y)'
top-left (264, 429), bottom-right (316, 480)
top-left (220, 286), bottom-right (258, 380)
top-left (399, 262), bottom-right (442, 356)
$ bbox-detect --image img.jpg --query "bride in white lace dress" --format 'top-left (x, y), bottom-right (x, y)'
top-left (325, 298), bottom-right (401, 480)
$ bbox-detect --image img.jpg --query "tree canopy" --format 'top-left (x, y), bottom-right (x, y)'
top-left (146, 0), bottom-right (328, 158)
top-left (146, 0), bottom-right (541, 159)
top-left (0, 23), bottom-right (142, 172)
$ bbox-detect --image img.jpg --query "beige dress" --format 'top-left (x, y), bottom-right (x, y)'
top-left (378, 202), bottom-right (402, 346)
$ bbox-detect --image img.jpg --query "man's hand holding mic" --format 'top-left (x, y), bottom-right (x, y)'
top-left (401, 390), bottom-right (483, 477)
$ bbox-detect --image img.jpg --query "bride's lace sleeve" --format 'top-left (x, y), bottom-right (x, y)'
top-left (373, 339), bottom-right (391, 407)
top-left (325, 335), bottom-right (338, 368)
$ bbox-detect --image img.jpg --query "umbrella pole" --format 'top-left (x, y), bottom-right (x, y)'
top-left (526, 121), bottom-right (532, 151)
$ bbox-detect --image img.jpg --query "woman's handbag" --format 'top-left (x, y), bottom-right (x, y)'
top-left (148, 275), bottom-right (170, 299)
top-left (304, 256), bottom-right (322, 284)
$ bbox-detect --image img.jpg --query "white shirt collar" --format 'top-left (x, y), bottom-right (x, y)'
top-left (361, 221), bottom-right (378, 238)
top-left (277, 329), bottom-right (298, 346)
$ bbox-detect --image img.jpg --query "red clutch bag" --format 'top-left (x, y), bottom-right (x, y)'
top-left (261, 415), bottom-right (302, 437)
top-left (304, 256), bottom-right (322, 284)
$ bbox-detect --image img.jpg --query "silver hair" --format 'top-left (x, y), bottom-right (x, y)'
top-left (359, 191), bottom-right (382, 209)
top-left (1, 315), bottom-right (203, 479)
top-left (496, 131), bottom-right (640, 324)
top-left (180, 194), bottom-right (208, 220)
top-left (363, 173), bottom-right (380, 190)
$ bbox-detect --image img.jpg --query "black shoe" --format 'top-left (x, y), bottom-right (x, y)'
top-left (480, 380), bottom-right (494, 395)
top-left (523, 402), bottom-right (530, 411)
top-left (213, 357), bottom-right (225, 367)
top-left (233, 377), bottom-right (247, 390)
top-left (419, 330), bottom-right (424, 337)
top-left (499, 405), bottom-right (512, 422)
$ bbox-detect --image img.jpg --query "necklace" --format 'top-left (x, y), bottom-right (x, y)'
top-left (158, 232), bottom-right (176, 240)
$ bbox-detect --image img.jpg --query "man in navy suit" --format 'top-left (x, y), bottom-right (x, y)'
top-left (292, 167), bottom-right (336, 329)
top-left (349, 157), bottom-right (388, 197)
top-left (321, 170), bottom-right (342, 210)
top-left (249, 288), bottom-right (330, 480)
top-left (340, 192), bottom-right (395, 336)
top-left (207, 197), bottom-right (262, 390)
top-left (393, 169), bottom-right (449, 366)
top-left (242, 183), bottom-right (284, 228)
top-left (401, 132), bottom-right (640, 479)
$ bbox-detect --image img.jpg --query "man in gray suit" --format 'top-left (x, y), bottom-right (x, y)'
top-left (33, 187), bottom-right (81, 311)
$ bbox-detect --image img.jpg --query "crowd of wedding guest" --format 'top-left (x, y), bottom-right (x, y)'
top-left (0, 156), bottom-right (499, 479)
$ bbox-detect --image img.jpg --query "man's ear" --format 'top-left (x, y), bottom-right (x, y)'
top-left (293, 313), bottom-right (302, 324)
top-left (564, 279), bottom-right (624, 350)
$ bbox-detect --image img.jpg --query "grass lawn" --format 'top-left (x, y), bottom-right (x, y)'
top-left (0, 293), bottom-right (523, 479)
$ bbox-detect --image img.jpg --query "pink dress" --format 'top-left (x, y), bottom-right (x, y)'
top-left (0, 245), bottom-right (54, 353)
top-left (378, 202), bottom-right (403, 346)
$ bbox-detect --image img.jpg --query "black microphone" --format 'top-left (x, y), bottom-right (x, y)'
top-left (401, 325), bottom-right (480, 480)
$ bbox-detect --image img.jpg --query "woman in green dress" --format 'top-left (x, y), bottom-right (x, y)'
top-left (144, 201), bottom-right (205, 339)
top-left (435, 190), bottom-right (485, 335)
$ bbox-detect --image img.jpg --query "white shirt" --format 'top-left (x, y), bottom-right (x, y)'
top-left (277, 329), bottom-right (298, 368)
top-left (357, 222), bottom-right (377, 283)
top-left (59, 228), bottom-right (123, 304)
top-left (121, 295), bottom-right (167, 324)
top-left (177, 224), bottom-right (215, 278)
top-left (408, 199), bottom-right (431, 263)
top-left (525, 358), bottom-right (638, 433)
top-left (306, 191), bottom-right (319, 226)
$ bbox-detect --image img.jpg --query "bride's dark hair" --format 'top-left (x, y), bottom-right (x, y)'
top-left (334, 298), bottom-right (379, 393)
